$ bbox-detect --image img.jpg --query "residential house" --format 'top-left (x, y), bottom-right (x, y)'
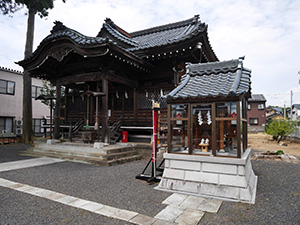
top-left (266, 106), bottom-right (285, 122)
top-left (0, 66), bottom-right (50, 136)
top-left (291, 104), bottom-right (300, 121)
top-left (247, 94), bottom-right (266, 132)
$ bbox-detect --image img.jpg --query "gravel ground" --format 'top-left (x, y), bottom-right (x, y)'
top-left (200, 160), bottom-right (300, 225)
top-left (0, 186), bottom-right (131, 225)
top-left (0, 144), bottom-right (300, 224)
top-left (0, 144), bottom-right (33, 163)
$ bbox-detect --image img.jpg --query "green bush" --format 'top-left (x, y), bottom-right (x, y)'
top-left (265, 119), bottom-right (297, 143)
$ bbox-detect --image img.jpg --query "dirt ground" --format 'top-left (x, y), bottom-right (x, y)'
top-left (248, 132), bottom-right (300, 157)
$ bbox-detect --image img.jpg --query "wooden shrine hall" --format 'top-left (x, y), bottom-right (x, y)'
top-left (17, 15), bottom-right (218, 143)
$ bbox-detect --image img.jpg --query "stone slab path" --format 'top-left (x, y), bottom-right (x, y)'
top-left (0, 158), bottom-right (222, 224)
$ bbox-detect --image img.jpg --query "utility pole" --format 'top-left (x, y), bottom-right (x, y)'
top-left (290, 90), bottom-right (293, 143)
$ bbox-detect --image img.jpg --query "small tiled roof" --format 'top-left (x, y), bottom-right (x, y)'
top-left (248, 94), bottom-right (266, 102)
top-left (165, 57), bottom-right (251, 100)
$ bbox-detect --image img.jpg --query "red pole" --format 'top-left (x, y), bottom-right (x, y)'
top-left (152, 109), bottom-right (158, 163)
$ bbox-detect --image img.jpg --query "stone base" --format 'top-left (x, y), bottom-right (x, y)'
top-left (46, 139), bottom-right (56, 145)
top-left (94, 142), bottom-right (104, 149)
top-left (155, 149), bottom-right (257, 204)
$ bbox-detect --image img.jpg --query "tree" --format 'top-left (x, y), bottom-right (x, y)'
top-left (0, 0), bottom-right (65, 143)
top-left (265, 119), bottom-right (297, 143)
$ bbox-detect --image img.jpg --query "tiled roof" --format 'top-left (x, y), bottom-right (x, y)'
top-left (165, 57), bottom-right (251, 100)
top-left (18, 21), bottom-right (146, 66)
top-left (293, 104), bottom-right (300, 109)
top-left (248, 94), bottom-right (266, 102)
top-left (18, 16), bottom-right (218, 67)
top-left (128, 15), bottom-right (207, 52)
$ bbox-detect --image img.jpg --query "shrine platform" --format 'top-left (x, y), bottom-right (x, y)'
top-left (20, 140), bottom-right (152, 166)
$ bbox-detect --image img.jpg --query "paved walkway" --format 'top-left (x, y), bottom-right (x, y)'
top-left (0, 157), bottom-right (64, 172)
top-left (0, 158), bottom-right (222, 224)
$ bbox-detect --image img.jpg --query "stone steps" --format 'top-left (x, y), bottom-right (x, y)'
top-left (20, 143), bottom-right (144, 166)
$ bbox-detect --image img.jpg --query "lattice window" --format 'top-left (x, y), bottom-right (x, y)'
top-left (138, 90), bottom-right (168, 109)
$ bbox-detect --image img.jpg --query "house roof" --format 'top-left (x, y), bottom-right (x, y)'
top-left (248, 94), bottom-right (266, 102)
top-left (165, 57), bottom-right (251, 101)
top-left (292, 104), bottom-right (300, 109)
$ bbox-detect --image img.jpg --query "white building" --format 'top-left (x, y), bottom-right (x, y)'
top-left (0, 66), bottom-right (50, 136)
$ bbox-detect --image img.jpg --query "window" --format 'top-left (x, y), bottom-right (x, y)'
top-left (32, 86), bottom-right (43, 98)
top-left (249, 118), bottom-right (259, 125)
top-left (247, 103), bottom-right (251, 110)
top-left (32, 119), bottom-right (44, 134)
top-left (0, 79), bottom-right (15, 95)
top-left (258, 103), bottom-right (264, 110)
top-left (0, 117), bottom-right (13, 133)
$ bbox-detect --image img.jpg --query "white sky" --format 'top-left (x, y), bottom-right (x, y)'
top-left (1, 0), bottom-right (300, 107)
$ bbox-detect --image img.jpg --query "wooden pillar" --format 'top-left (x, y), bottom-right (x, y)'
top-left (133, 89), bottom-right (138, 119)
top-left (65, 87), bottom-right (69, 121)
top-left (188, 103), bottom-right (193, 154)
top-left (242, 98), bottom-right (248, 152)
top-left (237, 101), bottom-right (241, 158)
top-left (219, 120), bottom-right (224, 150)
top-left (212, 103), bottom-right (216, 156)
top-left (54, 81), bottom-right (61, 139)
top-left (101, 79), bottom-right (109, 143)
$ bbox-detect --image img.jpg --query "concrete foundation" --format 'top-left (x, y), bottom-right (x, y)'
top-left (155, 149), bottom-right (257, 204)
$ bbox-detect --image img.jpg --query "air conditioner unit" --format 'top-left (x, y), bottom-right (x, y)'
top-left (16, 128), bottom-right (23, 136)
top-left (15, 119), bottom-right (23, 127)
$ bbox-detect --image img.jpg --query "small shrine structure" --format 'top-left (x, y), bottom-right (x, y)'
top-left (156, 57), bottom-right (257, 203)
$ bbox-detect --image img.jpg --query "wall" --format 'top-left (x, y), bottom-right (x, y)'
top-left (0, 67), bottom-right (50, 122)
top-left (247, 101), bottom-right (266, 131)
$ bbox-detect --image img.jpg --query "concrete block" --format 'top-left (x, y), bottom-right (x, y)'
top-left (55, 195), bottom-right (79, 204)
top-left (94, 142), bottom-right (104, 149)
top-left (160, 179), bottom-right (199, 194)
top-left (154, 205), bottom-right (184, 222)
top-left (238, 165), bottom-right (245, 176)
top-left (240, 187), bottom-right (252, 202)
top-left (185, 171), bottom-right (218, 184)
top-left (152, 219), bottom-right (177, 225)
top-left (114, 209), bottom-right (138, 221)
top-left (179, 195), bottom-right (205, 210)
top-left (202, 163), bottom-right (237, 175)
top-left (198, 198), bottom-right (222, 213)
top-left (129, 214), bottom-right (157, 225)
top-left (219, 174), bottom-right (247, 188)
top-left (175, 208), bottom-right (205, 225)
top-left (201, 183), bottom-right (240, 200)
top-left (68, 199), bottom-right (91, 208)
top-left (165, 159), bottom-right (170, 168)
top-left (81, 202), bottom-right (104, 212)
top-left (163, 168), bottom-right (185, 180)
top-left (162, 193), bottom-right (188, 206)
top-left (95, 205), bottom-right (120, 217)
top-left (46, 139), bottom-right (56, 145)
top-left (170, 160), bottom-right (201, 171)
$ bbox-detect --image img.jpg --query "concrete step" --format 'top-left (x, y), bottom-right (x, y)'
top-left (20, 150), bottom-right (108, 166)
top-left (21, 143), bottom-right (145, 166)
top-left (105, 150), bottom-right (139, 161)
top-left (107, 154), bottom-right (143, 166)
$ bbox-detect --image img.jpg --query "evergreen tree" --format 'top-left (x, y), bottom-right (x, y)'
top-left (0, 0), bottom-right (65, 143)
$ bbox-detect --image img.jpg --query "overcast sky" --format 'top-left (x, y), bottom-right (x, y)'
top-left (1, 0), bottom-right (300, 107)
